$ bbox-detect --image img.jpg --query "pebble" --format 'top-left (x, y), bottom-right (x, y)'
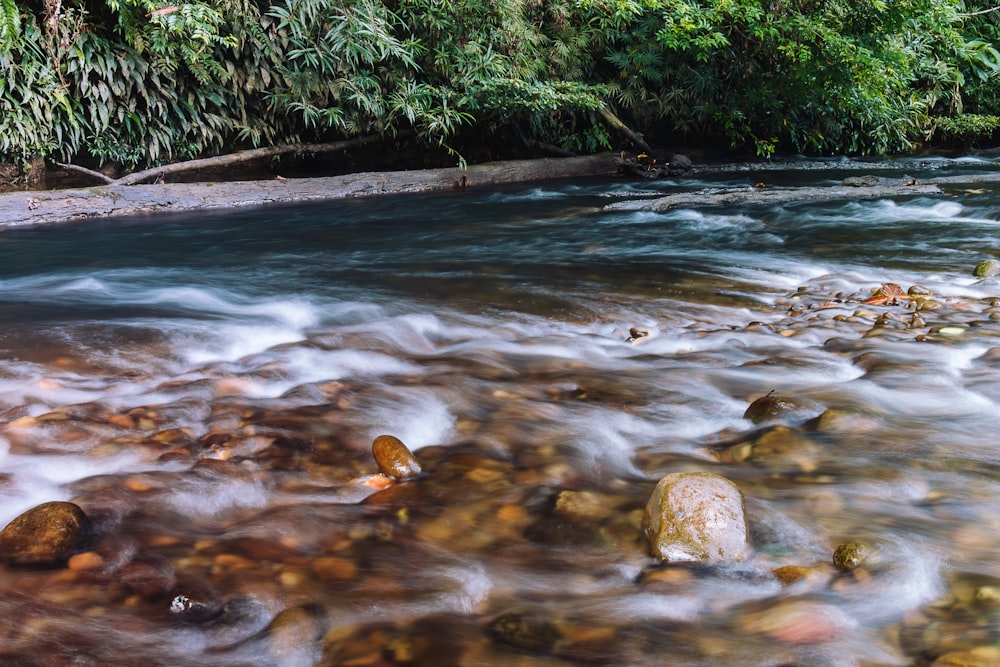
top-left (738, 599), bottom-right (852, 644)
top-left (67, 551), bottom-right (104, 571)
top-left (311, 556), bottom-right (358, 580)
top-left (832, 542), bottom-right (866, 571)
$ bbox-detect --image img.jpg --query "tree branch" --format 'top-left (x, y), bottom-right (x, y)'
top-left (56, 134), bottom-right (395, 187)
top-left (54, 162), bottom-right (114, 184)
top-left (962, 5), bottom-right (1000, 15)
top-left (598, 106), bottom-right (655, 154)
top-left (113, 134), bottom-right (385, 185)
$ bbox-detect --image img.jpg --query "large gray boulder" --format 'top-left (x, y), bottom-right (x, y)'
top-left (642, 472), bottom-right (750, 564)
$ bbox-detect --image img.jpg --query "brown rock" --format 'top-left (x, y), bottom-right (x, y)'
top-left (743, 392), bottom-right (799, 424)
top-left (642, 472), bottom-right (750, 563)
top-left (371, 434), bottom-right (422, 480)
top-left (0, 501), bottom-right (88, 567)
top-left (553, 490), bottom-right (619, 522)
top-left (311, 556), bottom-right (358, 581)
top-left (67, 551), bottom-right (104, 571)
top-left (773, 565), bottom-right (812, 585)
top-left (118, 555), bottom-right (176, 601)
top-left (488, 608), bottom-right (562, 653)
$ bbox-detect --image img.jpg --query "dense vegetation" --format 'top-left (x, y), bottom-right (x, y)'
top-left (2, 0), bottom-right (1000, 179)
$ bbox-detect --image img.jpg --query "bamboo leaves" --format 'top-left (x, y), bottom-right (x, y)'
top-left (3, 0), bottom-right (1000, 173)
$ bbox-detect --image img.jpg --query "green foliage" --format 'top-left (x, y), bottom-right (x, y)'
top-left (935, 113), bottom-right (1000, 146)
top-left (265, 0), bottom-right (422, 136)
top-left (2, 0), bottom-right (1000, 170)
top-left (585, 0), bottom-right (1000, 156)
top-left (466, 79), bottom-right (607, 116)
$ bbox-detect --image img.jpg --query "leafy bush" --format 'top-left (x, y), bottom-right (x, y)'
top-left (1, 0), bottom-right (999, 171)
top-left (935, 113), bottom-right (1000, 146)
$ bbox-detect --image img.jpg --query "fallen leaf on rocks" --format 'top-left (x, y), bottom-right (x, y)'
top-left (861, 282), bottom-right (908, 306)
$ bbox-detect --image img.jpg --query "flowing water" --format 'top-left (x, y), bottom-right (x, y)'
top-left (1, 159), bottom-right (1000, 666)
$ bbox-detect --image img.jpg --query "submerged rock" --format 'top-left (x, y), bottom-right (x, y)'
top-left (738, 598), bottom-right (853, 645)
top-left (0, 501), bottom-right (87, 567)
top-left (843, 175), bottom-right (880, 187)
top-left (743, 392), bottom-right (799, 424)
top-left (641, 472), bottom-right (750, 564)
top-left (488, 608), bottom-right (562, 653)
top-left (720, 426), bottom-right (822, 473)
top-left (262, 603), bottom-right (329, 666)
top-left (371, 434), bottom-right (423, 480)
top-left (117, 554), bottom-right (176, 601)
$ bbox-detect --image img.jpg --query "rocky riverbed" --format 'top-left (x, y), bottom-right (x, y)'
top-left (0, 270), bottom-right (997, 665)
top-left (0, 157), bottom-right (999, 666)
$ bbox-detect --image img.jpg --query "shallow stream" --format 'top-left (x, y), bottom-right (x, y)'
top-left (1, 158), bottom-right (1000, 666)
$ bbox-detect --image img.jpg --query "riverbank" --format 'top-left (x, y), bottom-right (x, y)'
top-left (0, 154), bottom-right (620, 228)
top-left (0, 150), bottom-right (996, 228)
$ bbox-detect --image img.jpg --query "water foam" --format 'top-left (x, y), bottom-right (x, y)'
top-left (363, 389), bottom-right (456, 451)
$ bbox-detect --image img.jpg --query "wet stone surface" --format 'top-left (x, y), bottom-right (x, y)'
top-left (0, 501), bottom-right (88, 567)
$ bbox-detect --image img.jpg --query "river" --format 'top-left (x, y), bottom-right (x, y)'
top-left (0, 158), bottom-right (999, 666)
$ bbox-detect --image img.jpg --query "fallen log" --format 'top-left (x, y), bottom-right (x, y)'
top-left (0, 153), bottom-right (619, 228)
top-left (605, 178), bottom-right (943, 212)
top-left (55, 135), bottom-right (386, 186)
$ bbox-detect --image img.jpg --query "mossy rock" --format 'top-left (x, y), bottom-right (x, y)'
top-left (973, 260), bottom-right (1000, 279)
top-left (832, 542), bottom-right (866, 571)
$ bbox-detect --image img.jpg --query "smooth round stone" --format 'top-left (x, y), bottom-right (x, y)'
top-left (372, 434), bottom-right (423, 480)
top-left (0, 501), bottom-right (88, 567)
top-left (738, 599), bottom-right (852, 644)
top-left (67, 551), bottom-right (104, 571)
top-left (642, 472), bottom-right (750, 564)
